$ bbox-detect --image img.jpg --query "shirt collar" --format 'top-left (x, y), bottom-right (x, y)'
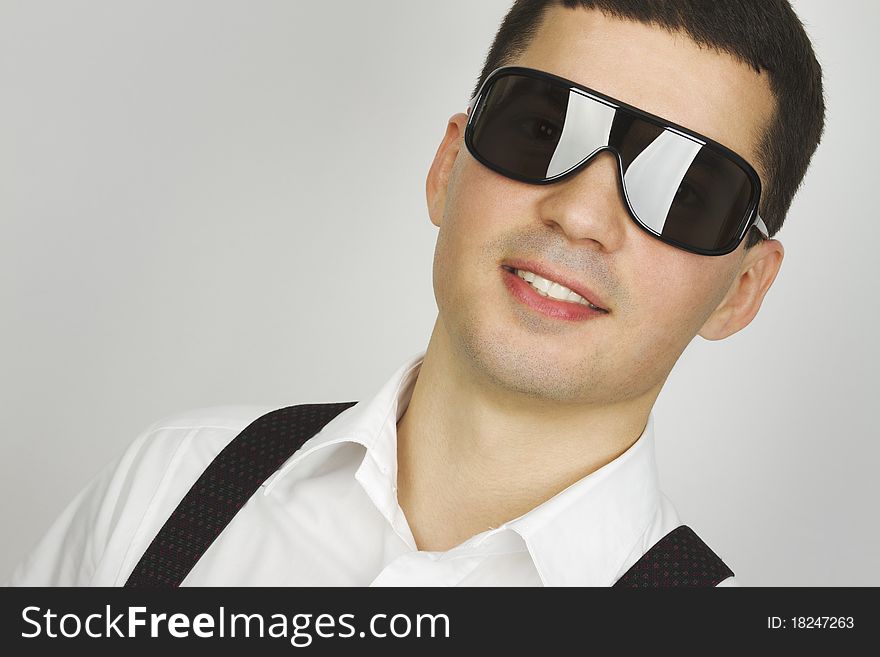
top-left (261, 349), bottom-right (423, 496)
top-left (263, 349), bottom-right (662, 586)
top-left (502, 413), bottom-right (661, 586)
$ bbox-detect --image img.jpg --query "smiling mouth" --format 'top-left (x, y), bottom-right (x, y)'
top-left (500, 265), bottom-right (608, 313)
top-left (500, 266), bottom-right (609, 322)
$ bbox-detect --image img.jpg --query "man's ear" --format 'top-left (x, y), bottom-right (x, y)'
top-left (426, 112), bottom-right (469, 228)
top-left (698, 238), bottom-right (785, 340)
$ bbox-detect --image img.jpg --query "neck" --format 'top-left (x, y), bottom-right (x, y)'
top-left (395, 316), bottom-right (661, 552)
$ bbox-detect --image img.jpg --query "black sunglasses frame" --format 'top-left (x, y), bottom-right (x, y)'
top-left (464, 65), bottom-right (769, 257)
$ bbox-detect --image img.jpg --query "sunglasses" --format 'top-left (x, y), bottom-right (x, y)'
top-left (464, 66), bottom-right (769, 256)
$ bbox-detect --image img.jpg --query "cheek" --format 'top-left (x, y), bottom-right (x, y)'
top-left (433, 161), bottom-right (526, 293)
top-left (628, 254), bottom-right (723, 353)
top-left (431, 169), bottom-right (483, 308)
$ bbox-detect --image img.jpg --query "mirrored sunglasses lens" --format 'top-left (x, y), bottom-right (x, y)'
top-left (621, 126), bottom-right (754, 253)
top-left (471, 74), bottom-right (570, 179)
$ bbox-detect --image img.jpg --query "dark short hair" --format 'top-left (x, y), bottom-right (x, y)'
top-left (470, 0), bottom-right (826, 250)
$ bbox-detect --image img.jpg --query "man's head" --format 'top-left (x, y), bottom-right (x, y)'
top-left (424, 1), bottom-right (825, 408)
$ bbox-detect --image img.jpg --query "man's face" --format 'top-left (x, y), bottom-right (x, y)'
top-left (426, 6), bottom-right (777, 407)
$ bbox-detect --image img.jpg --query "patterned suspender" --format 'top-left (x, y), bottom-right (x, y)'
top-left (612, 524), bottom-right (734, 587)
top-left (124, 402), bottom-right (733, 587)
top-left (124, 402), bottom-right (358, 587)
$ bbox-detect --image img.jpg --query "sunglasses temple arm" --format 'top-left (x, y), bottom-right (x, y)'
top-left (754, 212), bottom-right (770, 239)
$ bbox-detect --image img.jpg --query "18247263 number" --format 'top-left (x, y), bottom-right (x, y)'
top-left (767, 616), bottom-right (855, 629)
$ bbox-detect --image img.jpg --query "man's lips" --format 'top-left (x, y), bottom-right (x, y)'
top-left (500, 259), bottom-right (610, 312)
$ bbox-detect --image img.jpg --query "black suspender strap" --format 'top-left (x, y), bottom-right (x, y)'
top-left (124, 401), bottom-right (358, 587)
top-left (124, 401), bottom-right (734, 587)
top-left (612, 524), bottom-right (735, 587)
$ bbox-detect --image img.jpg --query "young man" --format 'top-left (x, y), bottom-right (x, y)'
top-left (7, 0), bottom-right (824, 586)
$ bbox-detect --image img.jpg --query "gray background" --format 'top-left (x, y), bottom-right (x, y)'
top-left (1, 0), bottom-right (876, 585)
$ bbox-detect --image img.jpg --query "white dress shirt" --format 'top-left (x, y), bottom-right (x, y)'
top-left (6, 349), bottom-right (739, 587)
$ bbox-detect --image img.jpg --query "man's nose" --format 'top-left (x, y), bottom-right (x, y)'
top-left (534, 149), bottom-right (630, 251)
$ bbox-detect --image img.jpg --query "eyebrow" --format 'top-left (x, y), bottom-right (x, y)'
top-left (537, 95), bottom-right (569, 118)
top-left (687, 151), bottom-right (729, 175)
top-left (548, 86), bottom-right (571, 112)
top-left (497, 80), bottom-right (570, 116)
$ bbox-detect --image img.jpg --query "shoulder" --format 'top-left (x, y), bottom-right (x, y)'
top-left (618, 494), bottom-right (739, 587)
top-left (6, 404), bottom-right (275, 586)
top-left (97, 404), bottom-right (279, 518)
top-left (130, 404), bottom-right (278, 473)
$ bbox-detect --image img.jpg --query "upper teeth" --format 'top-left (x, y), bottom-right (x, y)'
top-left (514, 268), bottom-right (602, 309)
